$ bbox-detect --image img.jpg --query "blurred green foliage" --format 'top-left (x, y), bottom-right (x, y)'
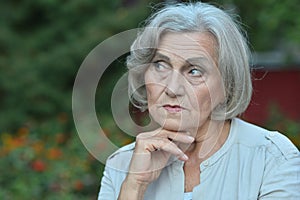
top-left (0, 0), bottom-right (156, 199)
top-left (0, 0), bottom-right (155, 132)
top-left (215, 0), bottom-right (300, 51)
top-left (0, 126), bottom-right (102, 199)
top-left (265, 105), bottom-right (300, 149)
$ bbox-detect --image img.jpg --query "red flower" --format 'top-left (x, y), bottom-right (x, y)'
top-left (74, 180), bottom-right (84, 191)
top-left (31, 160), bottom-right (47, 172)
top-left (46, 148), bottom-right (63, 160)
top-left (55, 133), bottom-right (66, 144)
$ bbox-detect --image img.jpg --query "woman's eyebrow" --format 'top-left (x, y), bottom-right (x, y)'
top-left (152, 52), bottom-right (170, 62)
top-left (152, 53), bottom-right (213, 68)
top-left (188, 57), bottom-right (219, 71)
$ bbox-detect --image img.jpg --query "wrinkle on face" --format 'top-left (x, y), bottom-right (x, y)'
top-left (144, 32), bottom-right (225, 133)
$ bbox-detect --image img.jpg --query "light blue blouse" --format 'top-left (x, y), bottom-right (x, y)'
top-left (184, 192), bottom-right (192, 200)
top-left (98, 118), bottom-right (300, 200)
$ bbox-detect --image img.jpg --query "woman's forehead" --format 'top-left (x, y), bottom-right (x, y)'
top-left (156, 32), bottom-right (217, 62)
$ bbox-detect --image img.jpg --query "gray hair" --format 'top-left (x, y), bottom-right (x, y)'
top-left (127, 2), bottom-right (252, 120)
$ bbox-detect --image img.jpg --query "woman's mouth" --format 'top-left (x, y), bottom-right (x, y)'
top-left (163, 105), bottom-right (184, 113)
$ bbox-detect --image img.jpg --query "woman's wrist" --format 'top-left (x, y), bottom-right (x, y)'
top-left (118, 176), bottom-right (148, 200)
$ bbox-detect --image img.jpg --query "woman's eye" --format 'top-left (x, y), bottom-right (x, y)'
top-left (153, 61), bottom-right (170, 71)
top-left (189, 68), bottom-right (203, 76)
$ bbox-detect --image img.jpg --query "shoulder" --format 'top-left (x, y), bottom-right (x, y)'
top-left (105, 142), bottom-right (135, 172)
top-left (232, 118), bottom-right (299, 161)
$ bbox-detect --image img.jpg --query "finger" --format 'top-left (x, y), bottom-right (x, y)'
top-left (154, 138), bottom-right (189, 161)
top-left (152, 129), bottom-right (194, 143)
top-left (165, 132), bottom-right (194, 144)
top-left (138, 129), bottom-right (194, 144)
top-left (136, 137), bottom-right (189, 161)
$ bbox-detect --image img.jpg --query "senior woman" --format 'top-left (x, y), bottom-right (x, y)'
top-left (98, 2), bottom-right (300, 200)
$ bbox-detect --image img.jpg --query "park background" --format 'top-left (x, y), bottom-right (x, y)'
top-left (0, 0), bottom-right (299, 199)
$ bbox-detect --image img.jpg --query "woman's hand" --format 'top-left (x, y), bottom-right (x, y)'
top-left (118, 128), bottom-right (194, 200)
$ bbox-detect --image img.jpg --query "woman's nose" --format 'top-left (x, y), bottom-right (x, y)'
top-left (164, 70), bottom-right (185, 98)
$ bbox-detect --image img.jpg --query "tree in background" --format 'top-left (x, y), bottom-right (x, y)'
top-left (0, 0), bottom-right (158, 132)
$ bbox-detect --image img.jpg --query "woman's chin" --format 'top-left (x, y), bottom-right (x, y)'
top-left (159, 119), bottom-right (195, 132)
top-left (150, 111), bottom-right (199, 132)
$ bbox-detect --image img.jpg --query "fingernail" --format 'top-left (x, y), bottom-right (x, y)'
top-left (182, 154), bottom-right (189, 161)
top-left (187, 136), bottom-right (194, 142)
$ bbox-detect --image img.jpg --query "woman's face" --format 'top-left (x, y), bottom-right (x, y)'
top-left (144, 32), bottom-right (225, 132)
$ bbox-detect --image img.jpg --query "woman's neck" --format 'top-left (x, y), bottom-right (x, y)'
top-left (186, 119), bottom-right (231, 162)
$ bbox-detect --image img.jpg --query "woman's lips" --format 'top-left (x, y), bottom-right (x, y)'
top-left (163, 105), bottom-right (184, 113)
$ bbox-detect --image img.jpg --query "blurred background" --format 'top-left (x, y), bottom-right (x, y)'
top-left (0, 0), bottom-right (299, 199)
